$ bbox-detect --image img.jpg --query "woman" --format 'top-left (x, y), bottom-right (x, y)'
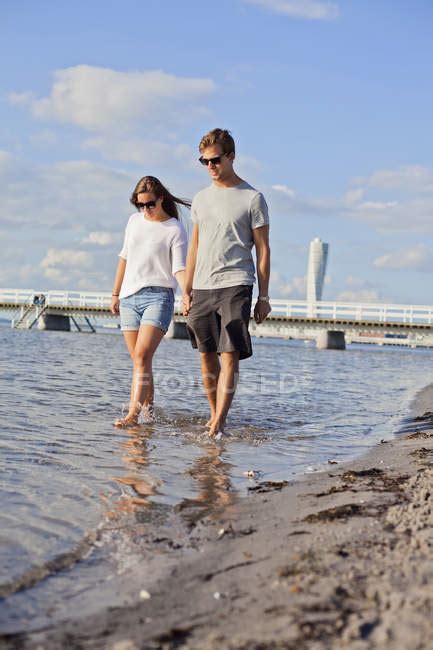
top-left (111, 176), bottom-right (190, 427)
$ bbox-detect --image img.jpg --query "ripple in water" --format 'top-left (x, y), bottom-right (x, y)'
top-left (1, 326), bottom-right (433, 631)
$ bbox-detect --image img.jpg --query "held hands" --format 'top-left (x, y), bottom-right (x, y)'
top-left (254, 299), bottom-right (271, 324)
top-left (182, 292), bottom-right (192, 316)
top-left (111, 296), bottom-right (120, 315)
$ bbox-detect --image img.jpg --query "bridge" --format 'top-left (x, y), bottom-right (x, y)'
top-left (2, 288), bottom-right (433, 348)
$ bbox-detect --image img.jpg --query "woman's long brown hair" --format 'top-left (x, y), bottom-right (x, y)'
top-left (130, 176), bottom-right (191, 220)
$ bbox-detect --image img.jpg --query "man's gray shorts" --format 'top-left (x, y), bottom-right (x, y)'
top-left (186, 285), bottom-right (253, 360)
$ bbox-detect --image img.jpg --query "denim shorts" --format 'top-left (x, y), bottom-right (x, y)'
top-left (120, 286), bottom-right (175, 332)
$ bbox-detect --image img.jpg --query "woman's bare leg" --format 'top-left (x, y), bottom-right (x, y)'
top-left (130, 325), bottom-right (165, 409)
top-left (122, 330), bottom-right (139, 410)
top-left (114, 326), bottom-right (165, 427)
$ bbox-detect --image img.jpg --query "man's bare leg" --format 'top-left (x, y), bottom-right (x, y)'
top-left (200, 352), bottom-right (220, 427)
top-left (208, 351), bottom-right (239, 437)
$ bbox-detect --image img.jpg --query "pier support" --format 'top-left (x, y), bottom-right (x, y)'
top-left (37, 314), bottom-right (71, 331)
top-left (316, 330), bottom-right (346, 350)
top-left (165, 320), bottom-right (189, 339)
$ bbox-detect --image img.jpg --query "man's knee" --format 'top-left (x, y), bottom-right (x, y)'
top-left (200, 351), bottom-right (219, 368)
top-left (220, 351), bottom-right (240, 368)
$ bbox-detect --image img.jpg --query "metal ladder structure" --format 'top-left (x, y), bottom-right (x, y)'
top-left (70, 315), bottom-right (96, 333)
top-left (12, 302), bottom-right (48, 329)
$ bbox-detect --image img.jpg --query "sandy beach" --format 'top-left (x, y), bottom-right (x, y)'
top-left (1, 386), bottom-right (432, 650)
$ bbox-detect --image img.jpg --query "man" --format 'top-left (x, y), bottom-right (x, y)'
top-left (183, 128), bottom-right (271, 438)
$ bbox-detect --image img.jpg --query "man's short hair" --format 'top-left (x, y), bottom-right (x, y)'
top-left (199, 128), bottom-right (235, 155)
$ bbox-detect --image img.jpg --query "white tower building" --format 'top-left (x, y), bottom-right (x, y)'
top-left (306, 238), bottom-right (328, 311)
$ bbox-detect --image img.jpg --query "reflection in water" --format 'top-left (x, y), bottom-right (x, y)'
top-left (106, 427), bottom-right (161, 517)
top-left (178, 442), bottom-right (235, 522)
top-left (107, 429), bottom-right (235, 524)
top-left (3, 327), bottom-right (433, 630)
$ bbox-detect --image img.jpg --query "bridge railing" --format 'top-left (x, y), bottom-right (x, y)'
top-left (267, 299), bottom-right (433, 324)
top-left (0, 289), bottom-right (112, 309)
top-left (2, 289), bottom-right (433, 326)
top-left (46, 290), bottom-right (112, 309)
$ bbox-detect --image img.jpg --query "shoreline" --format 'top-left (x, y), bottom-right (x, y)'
top-left (1, 386), bottom-right (432, 649)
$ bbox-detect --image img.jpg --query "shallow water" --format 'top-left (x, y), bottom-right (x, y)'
top-left (1, 326), bottom-right (432, 632)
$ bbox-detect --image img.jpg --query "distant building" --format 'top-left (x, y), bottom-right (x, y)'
top-left (307, 238), bottom-right (329, 306)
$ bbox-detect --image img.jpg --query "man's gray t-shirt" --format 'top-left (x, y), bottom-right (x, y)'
top-left (191, 181), bottom-right (269, 290)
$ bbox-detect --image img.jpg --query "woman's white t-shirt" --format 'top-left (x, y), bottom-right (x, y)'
top-left (119, 213), bottom-right (187, 299)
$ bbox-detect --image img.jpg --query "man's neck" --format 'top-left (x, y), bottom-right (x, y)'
top-left (212, 172), bottom-right (243, 189)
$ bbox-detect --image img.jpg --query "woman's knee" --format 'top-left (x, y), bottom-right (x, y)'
top-left (133, 348), bottom-right (153, 367)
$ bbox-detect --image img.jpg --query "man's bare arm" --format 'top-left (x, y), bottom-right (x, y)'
top-left (183, 223), bottom-right (199, 315)
top-left (252, 225), bottom-right (271, 324)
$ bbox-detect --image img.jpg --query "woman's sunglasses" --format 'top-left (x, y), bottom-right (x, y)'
top-left (199, 154), bottom-right (227, 166)
top-left (136, 200), bottom-right (157, 211)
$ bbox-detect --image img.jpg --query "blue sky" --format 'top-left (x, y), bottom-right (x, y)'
top-left (1, 0), bottom-right (433, 304)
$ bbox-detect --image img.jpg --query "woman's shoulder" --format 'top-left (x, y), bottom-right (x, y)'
top-left (164, 218), bottom-right (187, 242)
top-left (124, 212), bottom-right (140, 228)
top-left (165, 217), bottom-right (184, 230)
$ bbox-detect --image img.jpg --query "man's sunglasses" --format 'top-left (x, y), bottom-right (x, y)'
top-left (199, 153), bottom-right (227, 166)
top-left (136, 200), bottom-right (157, 211)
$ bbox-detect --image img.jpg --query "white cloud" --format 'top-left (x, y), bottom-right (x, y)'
top-left (82, 231), bottom-right (118, 246)
top-left (82, 136), bottom-right (195, 167)
top-left (0, 150), bottom-right (13, 172)
top-left (29, 129), bottom-right (57, 146)
top-left (269, 183), bottom-right (338, 217)
top-left (41, 248), bottom-right (93, 272)
top-left (9, 66), bottom-right (217, 168)
top-left (271, 165), bottom-right (433, 233)
top-left (8, 91), bottom-right (34, 106)
top-left (0, 263), bottom-right (34, 286)
top-left (373, 244), bottom-right (433, 272)
top-left (0, 150), bottom-right (12, 161)
top-left (0, 154), bottom-right (133, 229)
top-left (270, 271), bottom-right (306, 298)
top-left (359, 165), bottom-right (433, 194)
top-left (336, 275), bottom-right (382, 303)
top-left (0, 150), bottom-right (195, 291)
top-left (348, 197), bottom-right (433, 233)
top-left (243, 0), bottom-right (339, 21)
top-left (272, 184), bottom-right (296, 198)
top-left (11, 65), bottom-right (215, 132)
top-left (337, 288), bottom-right (380, 303)
top-left (42, 267), bottom-right (67, 283)
top-left (39, 248), bottom-right (113, 289)
top-left (343, 188), bottom-right (365, 206)
top-left (76, 271), bottom-right (112, 291)
top-left (345, 275), bottom-right (369, 288)
top-left (356, 200), bottom-right (399, 212)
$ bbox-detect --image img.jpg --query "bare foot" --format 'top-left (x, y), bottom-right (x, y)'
top-left (114, 413), bottom-right (140, 428)
top-left (114, 402), bottom-right (142, 428)
top-left (208, 420), bottom-right (225, 437)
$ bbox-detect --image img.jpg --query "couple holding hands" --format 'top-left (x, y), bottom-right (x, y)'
top-left (111, 128), bottom-right (271, 437)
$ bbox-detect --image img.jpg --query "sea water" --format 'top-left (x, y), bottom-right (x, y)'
top-left (1, 326), bottom-right (432, 632)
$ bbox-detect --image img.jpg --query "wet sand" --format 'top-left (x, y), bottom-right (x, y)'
top-left (1, 388), bottom-right (432, 650)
